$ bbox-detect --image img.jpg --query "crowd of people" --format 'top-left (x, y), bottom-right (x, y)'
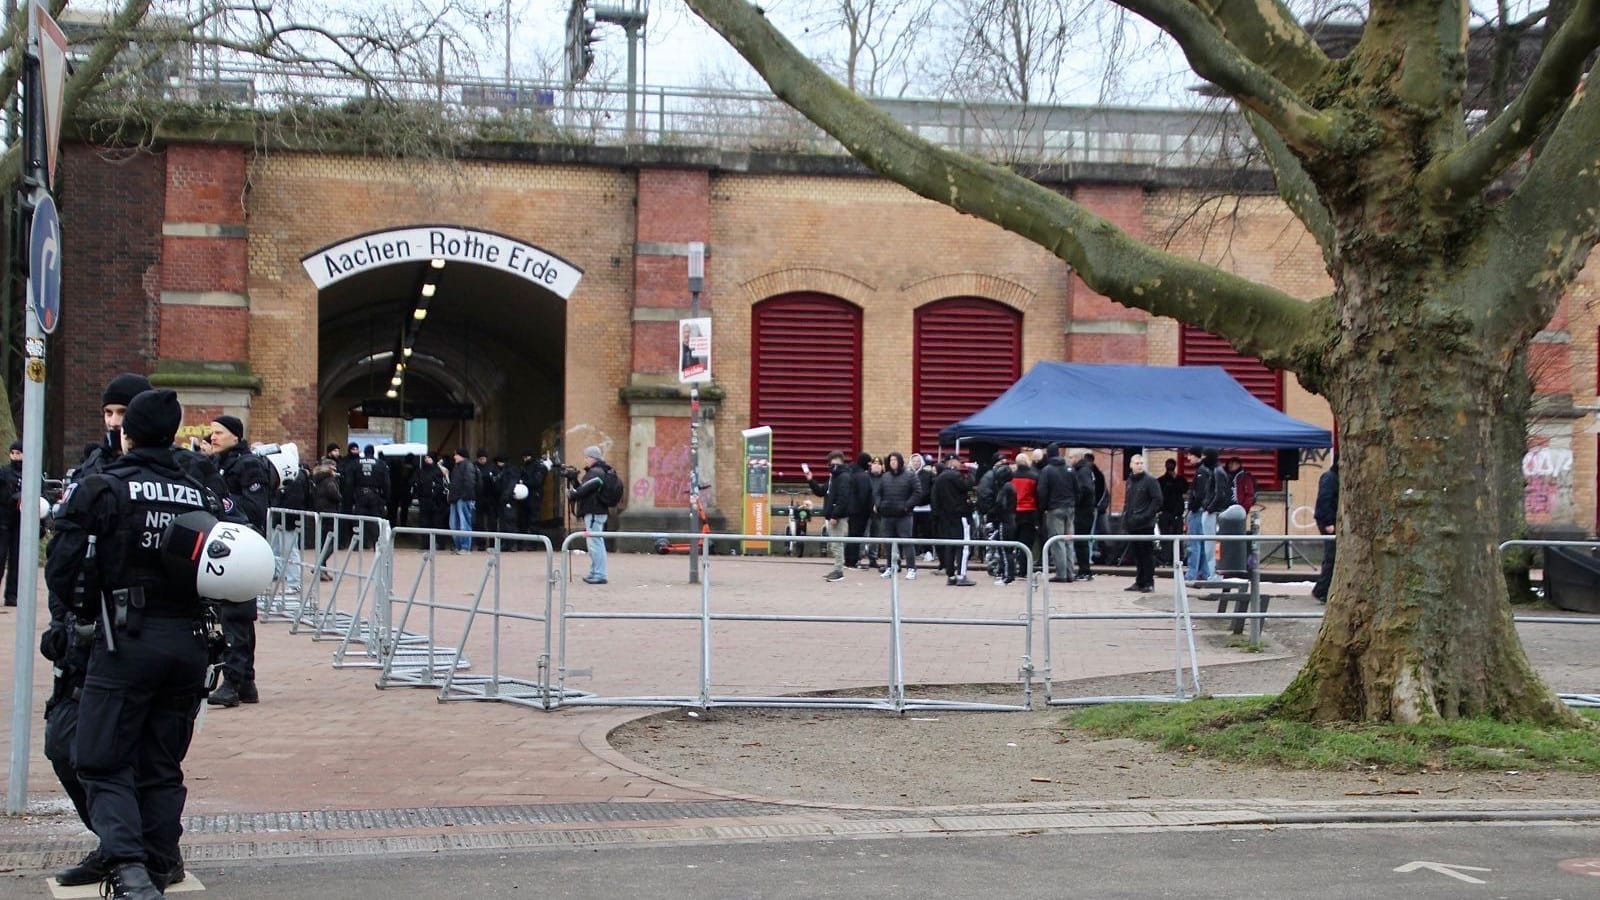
top-left (794, 443), bottom-right (1272, 594)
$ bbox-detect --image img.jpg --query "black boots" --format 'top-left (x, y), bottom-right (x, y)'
top-left (101, 863), bottom-right (163, 900)
top-left (55, 847), bottom-right (109, 886)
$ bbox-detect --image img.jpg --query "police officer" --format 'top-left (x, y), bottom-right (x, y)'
top-left (204, 415), bottom-right (272, 708)
top-left (42, 373), bottom-right (158, 888)
top-left (46, 389), bottom-right (216, 900)
top-left (349, 445), bottom-right (389, 547)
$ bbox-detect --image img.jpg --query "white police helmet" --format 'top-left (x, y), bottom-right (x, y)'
top-left (512, 482), bottom-right (530, 501)
top-left (38, 497), bottom-right (50, 520)
top-left (162, 511), bottom-right (276, 603)
top-left (256, 441), bottom-right (300, 485)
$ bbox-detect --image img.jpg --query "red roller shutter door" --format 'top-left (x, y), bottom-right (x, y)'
top-left (1179, 324), bottom-right (1283, 490)
top-left (751, 294), bottom-right (863, 478)
top-left (914, 298), bottom-right (1022, 455)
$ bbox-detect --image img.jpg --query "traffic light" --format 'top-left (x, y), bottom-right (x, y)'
top-left (578, 18), bottom-right (597, 79)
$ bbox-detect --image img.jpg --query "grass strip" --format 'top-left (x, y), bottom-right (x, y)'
top-left (1069, 697), bottom-right (1600, 772)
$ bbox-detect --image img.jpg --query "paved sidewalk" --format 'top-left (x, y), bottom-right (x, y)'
top-left (6, 547), bottom-right (1589, 881)
top-left (0, 551), bottom-right (1281, 818)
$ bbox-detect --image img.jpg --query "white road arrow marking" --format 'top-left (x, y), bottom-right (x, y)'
top-left (1393, 861), bottom-right (1492, 884)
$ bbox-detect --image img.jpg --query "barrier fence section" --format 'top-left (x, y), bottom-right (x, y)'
top-left (1500, 540), bottom-right (1600, 708)
top-left (555, 531), bottom-right (1035, 712)
top-left (255, 507), bottom-right (1600, 713)
top-left (264, 510), bottom-right (391, 668)
top-left (379, 527), bottom-right (570, 709)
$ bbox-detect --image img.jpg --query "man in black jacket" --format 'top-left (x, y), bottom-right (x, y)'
top-left (1036, 443), bottom-right (1077, 583)
top-left (1184, 448), bottom-right (1218, 582)
top-left (1312, 457), bottom-right (1339, 602)
top-left (1121, 454), bottom-right (1164, 593)
top-left (205, 415), bottom-right (273, 709)
top-left (473, 450), bottom-right (498, 549)
top-left (564, 445), bottom-right (614, 584)
top-left (1157, 458), bottom-right (1188, 564)
top-left (447, 449), bottom-right (479, 553)
top-left (1070, 450), bottom-right (1098, 580)
top-left (805, 451), bottom-right (853, 582)
top-left (931, 456), bottom-right (977, 586)
top-left (847, 452), bottom-right (874, 569)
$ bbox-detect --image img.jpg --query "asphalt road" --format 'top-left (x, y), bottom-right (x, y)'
top-left (39, 821), bottom-right (1597, 899)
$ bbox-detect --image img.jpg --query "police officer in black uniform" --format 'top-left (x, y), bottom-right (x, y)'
top-left (46, 389), bottom-right (217, 900)
top-left (349, 445), bottom-right (389, 547)
top-left (204, 415), bottom-right (272, 708)
top-left (41, 374), bottom-right (174, 888)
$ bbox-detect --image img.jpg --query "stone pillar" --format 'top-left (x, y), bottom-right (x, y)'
top-left (149, 144), bottom-right (260, 443)
top-left (617, 168), bottom-right (720, 539)
top-left (1065, 184), bottom-right (1150, 363)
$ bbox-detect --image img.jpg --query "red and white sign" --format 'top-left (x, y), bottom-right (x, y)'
top-left (30, 2), bottom-right (69, 188)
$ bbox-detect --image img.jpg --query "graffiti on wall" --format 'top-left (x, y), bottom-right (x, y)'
top-left (1523, 438), bottom-right (1574, 524)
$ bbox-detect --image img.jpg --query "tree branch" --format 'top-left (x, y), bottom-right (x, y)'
top-left (1481, 73), bottom-right (1600, 343)
top-left (686, 0), bottom-right (1316, 368)
top-left (1418, 0), bottom-right (1600, 209)
top-left (1108, 0), bottom-right (1338, 154)
top-left (1190, 0), bottom-right (1330, 91)
top-left (1244, 109), bottom-right (1336, 267)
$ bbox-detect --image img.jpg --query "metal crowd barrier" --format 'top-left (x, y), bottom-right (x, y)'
top-left (255, 507), bottom-right (1600, 713)
top-left (379, 527), bottom-right (573, 707)
top-left (557, 531), bottom-right (1035, 712)
top-left (263, 510), bottom-right (393, 668)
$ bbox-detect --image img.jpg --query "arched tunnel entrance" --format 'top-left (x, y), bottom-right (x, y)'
top-left (306, 227), bottom-right (581, 460)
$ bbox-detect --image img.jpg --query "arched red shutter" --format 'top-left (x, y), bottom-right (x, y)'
top-left (752, 293), bottom-right (863, 478)
top-left (1179, 323), bottom-right (1283, 490)
top-left (914, 298), bottom-right (1022, 455)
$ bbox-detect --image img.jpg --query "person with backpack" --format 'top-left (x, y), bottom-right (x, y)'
top-left (566, 445), bottom-right (621, 585)
top-left (1225, 456), bottom-right (1257, 512)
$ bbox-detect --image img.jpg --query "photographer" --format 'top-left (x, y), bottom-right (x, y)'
top-left (564, 446), bottom-right (614, 585)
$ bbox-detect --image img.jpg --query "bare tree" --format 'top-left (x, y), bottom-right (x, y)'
top-left (792, 0), bottom-right (938, 95)
top-left (688, 0), bottom-right (1600, 725)
top-left (0, 0), bottom-right (495, 446)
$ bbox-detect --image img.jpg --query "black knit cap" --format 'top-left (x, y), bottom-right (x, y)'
top-left (123, 390), bottom-right (182, 446)
top-left (102, 373), bottom-right (152, 408)
top-left (213, 415), bottom-right (245, 441)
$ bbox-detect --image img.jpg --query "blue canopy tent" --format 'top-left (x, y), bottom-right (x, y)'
top-left (937, 362), bottom-right (1332, 450)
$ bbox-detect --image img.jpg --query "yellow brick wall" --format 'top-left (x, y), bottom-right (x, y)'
top-left (245, 153), bottom-right (636, 473)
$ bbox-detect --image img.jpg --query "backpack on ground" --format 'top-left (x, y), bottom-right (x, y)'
top-left (599, 464), bottom-right (626, 509)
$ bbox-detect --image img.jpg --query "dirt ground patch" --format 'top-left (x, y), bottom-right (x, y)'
top-left (608, 617), bottom-right (1600, 808)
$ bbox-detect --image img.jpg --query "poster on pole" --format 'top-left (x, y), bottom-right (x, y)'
top-left (678, 317), bottom-right (711, 384)
top-left (741, 426), bottom-right (772, 554)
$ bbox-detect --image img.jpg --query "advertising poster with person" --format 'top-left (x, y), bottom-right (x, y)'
top-left (678, 317), bottom-right (712, 383)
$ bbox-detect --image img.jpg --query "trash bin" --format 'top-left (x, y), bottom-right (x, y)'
top-left (1217, 504), bottom-right (1249, 575)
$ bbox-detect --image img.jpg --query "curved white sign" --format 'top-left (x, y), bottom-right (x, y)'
top-left (301, 226), bottom-right (583, 299)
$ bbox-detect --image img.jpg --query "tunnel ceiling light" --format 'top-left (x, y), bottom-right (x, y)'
top-left (391, 375), bottom-right (403, 386)
top-left (421, 282), bottom-right (437, 298)
top-left (430, 258), bottom-right (445, 269)
top-left (402, 346), bottom-right (414, 357)
top-left (413, 308), bottom-right (428, 320)
top-left (385, 389), bottom-right (398, 398)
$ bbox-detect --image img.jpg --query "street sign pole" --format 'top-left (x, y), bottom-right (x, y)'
top-left (6, 1), bottom-right (62, 816)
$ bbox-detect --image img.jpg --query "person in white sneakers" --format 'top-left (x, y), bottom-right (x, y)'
top-left (873, 452), bottom-right (923, 579)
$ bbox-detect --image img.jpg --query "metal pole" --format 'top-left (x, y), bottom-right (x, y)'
top-left (624, 21), bottom-right (639, 142)
top-left (688, 286), bottom-right (701, 585)
top-left (7, 12), bottom-right (44, 814)
top-left (504, 0), bottom-right (513, 85)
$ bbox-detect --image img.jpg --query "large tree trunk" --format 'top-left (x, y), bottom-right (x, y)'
top-left (1275, 313), bottom-right (1571, 724)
